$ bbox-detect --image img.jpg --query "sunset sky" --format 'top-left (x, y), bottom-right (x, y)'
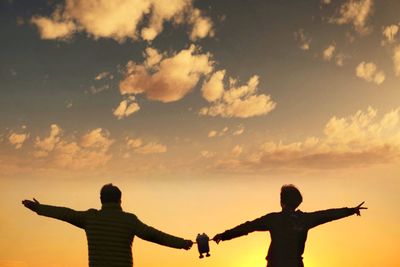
top-left (1, 0), bottom-right (400, 266)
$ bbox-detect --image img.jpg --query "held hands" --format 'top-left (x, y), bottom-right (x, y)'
top-left (22, 198), bottom-right (40, 212)
top-left (353, 201), bottom-right (368, 216)
top-left (212, 234), bottom-right (222, 244)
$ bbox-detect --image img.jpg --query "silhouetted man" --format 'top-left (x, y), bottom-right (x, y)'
top-left (22, 184), bottom-right (193, 267)
top-left (213, 184), bottom-right (367, 267)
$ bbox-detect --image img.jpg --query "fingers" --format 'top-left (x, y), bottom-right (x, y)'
top-left (33, 198), bottom-right (39, 204)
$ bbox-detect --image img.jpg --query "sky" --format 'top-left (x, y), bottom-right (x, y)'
top-left (1, 0), bottom-right (400, 266)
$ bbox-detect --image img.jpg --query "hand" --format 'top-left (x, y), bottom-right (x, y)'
top-left (353, 201), bottom-right (367, 216)
top-left (213, 234), bottom-right (222, 244)
top-left (22, 198), bottom-right (40, 212)
top-left (183, 239), bottom-right (193, 250)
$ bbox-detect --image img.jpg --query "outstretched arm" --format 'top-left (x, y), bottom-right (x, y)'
top-left (306, 202), bottom-right (367, 229)
top-left (213, 213), bottom-right (273, 244)
top-left (132, 216), bottom-right (192, 250)
top-left (22, 198), bottom-right (86, 228)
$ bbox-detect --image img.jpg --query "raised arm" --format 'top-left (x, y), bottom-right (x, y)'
top-left (213, 213), bottom-right (273, 243)
top-left (306, 202), bottom-right (367, 229)
top-left (132, 216), bottom-right (192, 250)
top-left (22, 198), bottom-right (86, 228)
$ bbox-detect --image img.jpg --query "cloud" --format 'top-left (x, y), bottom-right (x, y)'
top-left (323, 44), bottom-right (336, 61)
top-left (393, 45), bottom-right (400, 76)
top-left (31, 0), bottom-right (213, 42)
top-left (95, 71), bottom-right (114, 81)
top-left (200, 150), bottom-right (215, 158)
top-left (355, 61), bottom-right (385, 84)
top-left (31, 15), bottom-right (76, 40)
top-left (330, 0), bottom-right (374, 35)
top-left (189, 8), bottom-right (214, 41)
top-left (8, 132), bottom-right (29, 149)
top-left (215, 106), bottom-right (400, 170)
top-left (381, 24), bottom-right (399, 46)
top-left (199, 72), bottom-right (276, 118)
top-left (233, 125), bottom-right (245, 136)
top-left (34, 124), bottom-right (61, 155)
top-left (208, 130), bottom-right (217, 138)
top-left (34, 125), bottom-right (114, 170)
top-left (231, 145), bottom-right (243, 157)
top-left (127, 138), bottom-right (167, 154)
top-left (113, 97), bottom-right (140, 119)
top-left (119, 45), bottom-right (213, 103)
top-left (294, 29), bottom-right (311, 50)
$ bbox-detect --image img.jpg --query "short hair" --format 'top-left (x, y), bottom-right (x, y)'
top-left (280, 184), bottom-right (302, 209)
top-left (100, 184), bottom-right (121, 204)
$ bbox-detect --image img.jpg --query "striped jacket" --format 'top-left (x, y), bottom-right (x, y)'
top-left (36, 203), bottom-right (188, 267)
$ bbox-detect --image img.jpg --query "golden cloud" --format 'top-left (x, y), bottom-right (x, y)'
top-left (119, 45), bottom-right (213, 103)
top-left (31, 0), bottom-right (213, 42)
top-left (200, 72), bottom-right (276, 118)
top-left (215, 106), bottom-right (400, 170)
top-left (8, 132), bottom-right (29, 149)
top-left (355, 61), bottom-right (385, 84)
top-left (330, 0), bottom-right (374, 35)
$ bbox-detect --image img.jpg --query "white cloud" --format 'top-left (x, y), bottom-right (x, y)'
top-left (393, 45), bottom-right (400, 76)
top-left (231, 145), bottom-right (243, 157)
top-left (31, 0), bottom-right (213, 42)
top-left (355, 61), bottom-right (385, 84)
top-left (330, 0), bottom-right (374, 35)
top-left (382, 24), bottom-right (399, 46)
top-left (200, 150), bottom-right (215, 158)
top-left (215, 106), bottom-right (400, 170)
top-left (120, 45), bottom-right (213, 103)
top-left (95, 71), bottom-right (114, 81)
top-left (8, 132), bottom-right (29, 149)
top-left (294, 29), bottom-right (311, 50)
top-left (200, 72), bottom-right (276, 118)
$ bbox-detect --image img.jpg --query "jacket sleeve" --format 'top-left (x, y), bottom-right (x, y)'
top-left (219, 213), bottom-right (273, 241)
top-left (36, 204), bottom-right (87, 229)
top-left (132, 216), bottom-right (188, 249)
top-left (305, 208), bottom-right (356, 229)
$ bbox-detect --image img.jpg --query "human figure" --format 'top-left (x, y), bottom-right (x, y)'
top-left (213, 184), bottom-right (367, 267)
top-left (22, 184), bottom-right (193, 267)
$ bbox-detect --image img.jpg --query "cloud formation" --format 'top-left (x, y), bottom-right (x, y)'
top-left (215, 106), bottom-right (400, 170)
top-left (382, 24), bottom-right (399, 46)
top-left (294, 29), bottom-right (311, 50)
top-left (34, 125), bottom-right (114, 170)
top-left (31, 0), bottom-right (213, 42)
top-left (216, 107), bottom-right (400, 171)
top-left (127, 138), bottom-right (167, 154)
top-left (8, 132), bottom-right (29, 149)
top-left (330, 0), bottom-right (374, 34)
top-left (199, 71), bottom-right (276, 118)
top-left (355, 61), bottom-right (385, 84)
top-left (119, 45), bottom-right (213, 103)
top-left (323, 44), bottom-right (336, 61)
top-left (113, 97), bottom-right (140, 119)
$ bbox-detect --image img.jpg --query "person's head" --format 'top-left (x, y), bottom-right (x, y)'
top-left (280, 184), bottom-right (302, 210)
top-left (100, 184), bottom-right (122, 204)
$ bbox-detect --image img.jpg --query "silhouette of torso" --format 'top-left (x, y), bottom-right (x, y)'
top-left (219, 208), bottom-right (355, 267)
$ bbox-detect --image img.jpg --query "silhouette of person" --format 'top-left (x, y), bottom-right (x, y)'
top-left (213, 184), bottom-right (367, 267)
top-left (22, 183), bottom-right (193, 267)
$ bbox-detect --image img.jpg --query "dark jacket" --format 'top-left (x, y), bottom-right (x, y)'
top-left (219, 208), bottom-right (356, 267)
top-left (36, 203), bottom-right (188, 267)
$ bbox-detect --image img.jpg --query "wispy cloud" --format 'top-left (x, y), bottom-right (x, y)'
top-left (330, 0), bottom-right (374, 35)
top-left (200, 71), bottom-right (276, 118)
top-left (126, 137), bottom-right (167, 154)
top-left (294, 28), bottom-right (311, 51)
top-left (355, 61), bottom-right (385, 84)
top-left (8, 132), bottom-right (29, 149)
